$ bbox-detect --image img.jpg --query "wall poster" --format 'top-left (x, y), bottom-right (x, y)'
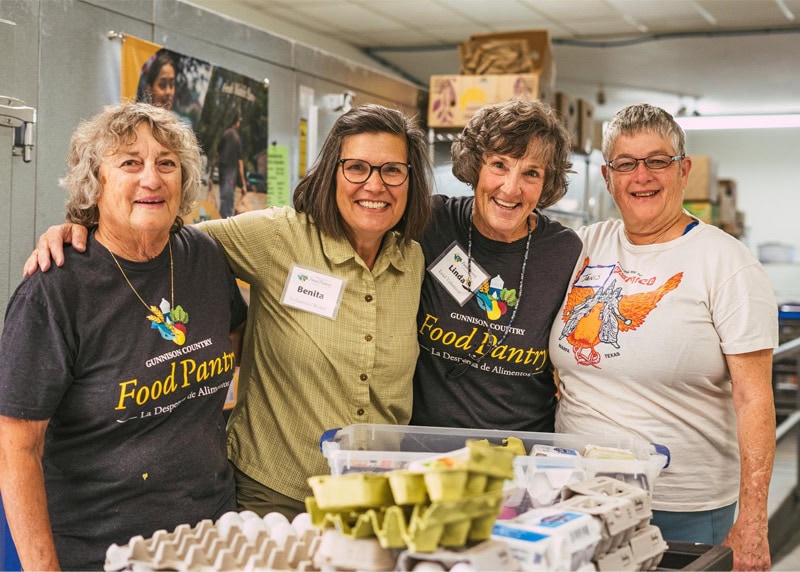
top-left (121, 36), bottom-right (270, 221)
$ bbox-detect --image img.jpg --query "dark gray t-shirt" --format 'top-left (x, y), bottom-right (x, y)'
top-left (217, 126), bottom-right (242, 172)
top-left (411, 195), bottom-right (582, 432)
top-left (0, 225), bottom-right (247, 570)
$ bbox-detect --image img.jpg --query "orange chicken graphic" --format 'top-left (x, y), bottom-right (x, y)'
top-left (559, 257), bottom-right (683, 367)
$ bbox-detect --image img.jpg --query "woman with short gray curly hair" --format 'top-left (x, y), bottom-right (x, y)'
top-left (62, 101), bottom-right (201, 230)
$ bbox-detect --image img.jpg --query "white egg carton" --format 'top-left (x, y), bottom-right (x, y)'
top-left (558, 495), bottom-right (638, 557)
top-left (561, 476), bottom-right (652, 530)
top-left (104, 511), bottom-right (322, 571)
top-left (555, 477), bottom-right (665, 571)
top-left (312, 529), bottom-right (397, 571)
top-left (490, 508), bottom-right (602, 571)
top-left (595, 527), bottom-right (668, 572)
top-left (628, 526), bottom-right (668, 571)
top-left (398, 539), bottom-right (522, 571)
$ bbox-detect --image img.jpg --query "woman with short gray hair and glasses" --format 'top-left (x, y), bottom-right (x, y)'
top-left (550, 103), bottom-right (777, 571)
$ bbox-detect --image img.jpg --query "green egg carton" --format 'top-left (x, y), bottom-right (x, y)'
top-left (305, 439), bottom-right (518, 553)
top-left (423, 468), bottom-right (468, 502)
top-left (464, 440), bottom-right (516, 478)
top-left (308, 473), bottom-right (393, 511)
top-left (387, 470), bottom-right (428, 505)
top-left (306, 487), bottom-right (505, 553)
top-left (305, 497), bottom-right (410, 548)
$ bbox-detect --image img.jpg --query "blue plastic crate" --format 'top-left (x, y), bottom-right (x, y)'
top-left (1, 494), bottom-right (21, 571)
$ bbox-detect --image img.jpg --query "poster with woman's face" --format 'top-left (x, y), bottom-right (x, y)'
top-left (130, 47), bottom-right (269, 221)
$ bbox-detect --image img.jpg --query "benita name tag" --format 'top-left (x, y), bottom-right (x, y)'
top-left (427, 241), bottom-right (490, 306)
top-left (281, 264), bottom-right (345, 320)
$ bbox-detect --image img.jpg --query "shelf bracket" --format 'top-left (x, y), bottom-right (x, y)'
top-left (0, 95), bottom-right (36, 162)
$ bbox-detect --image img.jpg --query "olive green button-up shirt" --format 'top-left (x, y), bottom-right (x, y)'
top-left (200, 207), bottom-right (423, 500)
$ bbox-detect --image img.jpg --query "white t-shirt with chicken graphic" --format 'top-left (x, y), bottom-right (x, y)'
top-left (550, 218), bottom-right (777, 511)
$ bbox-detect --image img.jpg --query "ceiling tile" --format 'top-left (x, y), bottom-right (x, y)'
top-left (697, 0), bottom-right (797, 27)
top-left (208, 0), bottom-right (800, 117)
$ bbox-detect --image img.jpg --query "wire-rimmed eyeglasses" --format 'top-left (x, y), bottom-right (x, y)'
top-left (338, 158), bottom-right (410, 186)
top-left (606, 154), bottom-right (684, 173)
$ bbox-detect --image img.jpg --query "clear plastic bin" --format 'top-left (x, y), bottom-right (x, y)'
top-left (319, 424), bottom-right (669, 498)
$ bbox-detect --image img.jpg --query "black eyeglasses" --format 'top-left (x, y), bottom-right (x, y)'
top-left (606, 154), bottom-right (684, 173)
top-left (339, 158), bottom-right (410, 186)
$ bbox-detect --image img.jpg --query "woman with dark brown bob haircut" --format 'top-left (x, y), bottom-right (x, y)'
top-left (293, 103), bottom-right (432, 245)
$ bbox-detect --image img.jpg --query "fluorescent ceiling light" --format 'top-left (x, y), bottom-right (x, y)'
top-left (675, 114), bottom-right (800, 130)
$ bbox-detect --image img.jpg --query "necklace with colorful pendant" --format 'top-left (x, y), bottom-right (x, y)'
top-left (105, 237), bottom-right (189, 346)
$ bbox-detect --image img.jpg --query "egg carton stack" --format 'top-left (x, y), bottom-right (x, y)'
top-left (104, 510), bottom-right (322, 571)
top-left (512, 443), bottom-right (659, 513)
top-left (306, 440), bottom-right (518, 557)
top-left (489, 475), bottom-right (666, 571)
top-left (559, 476), bottom-right (667, 571)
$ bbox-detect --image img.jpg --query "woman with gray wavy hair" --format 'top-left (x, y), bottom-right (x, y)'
top-left (0, 102), bottom-right (247, 571)
top-left (412, 97), bottom-right (582, 432)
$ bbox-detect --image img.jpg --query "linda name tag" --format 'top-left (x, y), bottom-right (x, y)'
top-left (281, 264), bottom-right (345, 320)
top-left (427, 241), bottom-right (490, 306)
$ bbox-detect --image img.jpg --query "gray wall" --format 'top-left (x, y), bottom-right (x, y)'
top-left (0, 0), bottom-right (423, 331)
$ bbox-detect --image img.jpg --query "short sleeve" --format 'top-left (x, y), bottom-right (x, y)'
top-left (713, 262), bottom-right (778, 355)
top-left (0, 288), bottom-right (74, 419)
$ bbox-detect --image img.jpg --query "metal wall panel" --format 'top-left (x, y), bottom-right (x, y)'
top-left (0, 0), bottom-right (40, 334)
top-left (0, 21), bottom-right (13, 315)
top-left (155, 1), bottom-right (294, 68)
top-left (294, 43), bottom-right (422, 114)
top-left (35, 1), bottom-right (152, 235)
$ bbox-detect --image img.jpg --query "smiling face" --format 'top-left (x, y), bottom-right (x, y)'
top-left (149, 63), bottom-right (175, 110)
top-left (602, 132), bottom-right (691, 236)
top-left (96, 122), bottom-right (182, 253)
top-left (335, 132), bottom-right (409, 259)
top-left (472, 142), bottom-right (547, 242)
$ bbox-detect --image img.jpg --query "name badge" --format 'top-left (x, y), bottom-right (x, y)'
top-left (281, 264), bottom-right (345, 320)
top-left (427, 241), bottom-right (490, 306)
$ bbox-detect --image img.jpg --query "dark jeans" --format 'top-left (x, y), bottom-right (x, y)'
top-left (219, 167), bottom-right (237, 218)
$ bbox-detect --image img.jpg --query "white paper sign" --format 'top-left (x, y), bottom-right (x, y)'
top-left (427, 241), bottom-right (490, 306)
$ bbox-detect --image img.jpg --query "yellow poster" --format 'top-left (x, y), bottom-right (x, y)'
top-left (120, 36), bottom-right (162, 102)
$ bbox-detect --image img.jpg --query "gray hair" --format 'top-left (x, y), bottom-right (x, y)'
top-left (61, 101), bottom-right (201, 231)
top-left (602, 103), bottom-right (686, 160)
top-left (450, 98), bottom-right (573, 210)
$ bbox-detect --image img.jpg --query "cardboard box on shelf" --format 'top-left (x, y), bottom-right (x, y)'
top-left (592, 118), bottom-right (604, 154)
top-left (576, 98), bottom-right (595, 154)
top-left (735, 209), bottom-right (745, 231)
top-left (683, 155), bottom-right (717, 201)
top-left (463, 29), bottom-right (554, 90)
top-left (459, 38), bottom-right (534, 75)
top-left (428, 73), bottom-right (540, 128)
top-left (683, 200), bottom-right (717, 224)
top-left (720, 209), bottom-right (746, 238)
top-left (717, 178), bottom-right (737, 226)
top-left (554, 92), bottom-right (579, 147)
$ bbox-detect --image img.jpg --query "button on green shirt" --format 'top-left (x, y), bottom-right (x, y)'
top-left (199, 207), bottom-right (424, 500)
